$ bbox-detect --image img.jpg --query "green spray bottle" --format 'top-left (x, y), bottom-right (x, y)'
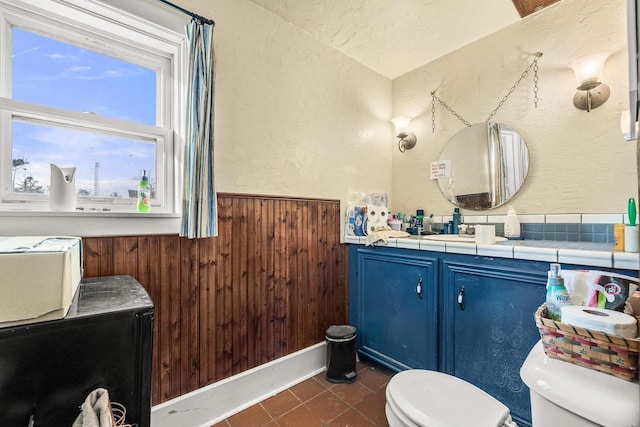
top-left (137, 170), bottom-right (151, 213)
top-left (545, 263), bottom-right (570, 321)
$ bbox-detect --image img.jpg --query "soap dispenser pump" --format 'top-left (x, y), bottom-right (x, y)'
top-left (504, 205), bottom-right (520, 239)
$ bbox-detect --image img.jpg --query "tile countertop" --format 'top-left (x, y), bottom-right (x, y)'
top-left (343, 235), bottom-right (639, 271)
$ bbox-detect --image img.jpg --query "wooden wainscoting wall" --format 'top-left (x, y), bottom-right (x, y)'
top-left (81, 194), bottom-right (349, 405)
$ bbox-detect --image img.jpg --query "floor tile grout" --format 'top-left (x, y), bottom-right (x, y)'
top-left (217, 359), bottom-right (393, 427)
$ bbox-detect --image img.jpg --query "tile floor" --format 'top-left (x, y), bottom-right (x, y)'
top-left (212, 359), bottom-right (394, 427)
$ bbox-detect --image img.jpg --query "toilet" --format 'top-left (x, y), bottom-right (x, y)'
top-left (520, 341), bottom-right (639, 427)
top-left (385, 340), bottom-right (640, 427)
top-left (385, 370), bottom-right (517, 427)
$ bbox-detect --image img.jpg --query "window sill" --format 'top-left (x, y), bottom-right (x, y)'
top-left (0, 209), bottom-right (181, 237)
top-left (0, 209), bottom-right (179, 218)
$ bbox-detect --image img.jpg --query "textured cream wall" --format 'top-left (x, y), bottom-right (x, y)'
top-left (391, 0), bottom-right (636, 217)
top-left (175, 0), bottom-right (393, 206)
top-left (180, 0), bottom-right (636, 221)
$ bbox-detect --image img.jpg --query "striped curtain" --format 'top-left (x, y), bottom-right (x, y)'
top-left (180, 20), bottom-right (217, 238)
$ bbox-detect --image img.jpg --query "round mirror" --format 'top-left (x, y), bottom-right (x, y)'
top-left (437, 122), bottom-right (529, 210)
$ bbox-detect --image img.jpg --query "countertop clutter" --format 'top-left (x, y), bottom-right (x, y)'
top-left (344, 235), bottom-right (639, 271)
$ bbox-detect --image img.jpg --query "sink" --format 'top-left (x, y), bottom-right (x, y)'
top-left (422, 234), bottom-right (507, 243)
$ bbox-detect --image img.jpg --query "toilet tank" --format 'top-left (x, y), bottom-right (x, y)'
top-left (520, 341), bottom-right (639, 427)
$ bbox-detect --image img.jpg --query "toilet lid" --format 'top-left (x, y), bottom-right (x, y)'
top-left (387, 370), bottom-right (510, 427)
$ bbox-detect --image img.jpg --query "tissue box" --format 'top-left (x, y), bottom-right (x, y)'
top-left (0, 236), bottom-right (82, 325)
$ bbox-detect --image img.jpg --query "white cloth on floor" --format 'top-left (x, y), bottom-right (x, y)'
top-left (73, 388), bottom-right (114, 427)
top-left (365, 225), bottom-right (410, 246)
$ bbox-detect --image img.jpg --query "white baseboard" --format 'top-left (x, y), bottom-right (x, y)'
top-left (151, 342), bottom-right (327, 427)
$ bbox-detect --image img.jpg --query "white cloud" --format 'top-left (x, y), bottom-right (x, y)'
top-left (68, 65), bottom-right (91, 72)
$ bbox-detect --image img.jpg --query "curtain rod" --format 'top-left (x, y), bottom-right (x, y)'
top-left (157, 0), bottom-right (215, 25)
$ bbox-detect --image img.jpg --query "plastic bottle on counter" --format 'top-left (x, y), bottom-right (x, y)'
top-left (452, 207), bottom-right (460, 234)
top-left (416, 209), bottom-right (425, 234)
top-left (425, 213), bottom-right (434, 232)
top-left (504, 205), bottom-right (521, 239)
top-left (137, 170), bottom-right (151, 213)
top-left (403, 214), bottom-right (411, 232)
top-left (546, 263), bottom-right (570, 321)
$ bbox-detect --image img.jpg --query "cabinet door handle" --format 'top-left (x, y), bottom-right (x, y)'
top-left (457, 286), bottom-right (465, 311)
top-left (416, 277), bottom-right (423, 300)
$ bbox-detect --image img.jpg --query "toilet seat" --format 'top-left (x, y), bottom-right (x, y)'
top-left (386, 370), bottom-right (511, 427)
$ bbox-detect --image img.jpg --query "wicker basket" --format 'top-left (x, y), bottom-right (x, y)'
top-left (534, 303), bottom-right (640, 381)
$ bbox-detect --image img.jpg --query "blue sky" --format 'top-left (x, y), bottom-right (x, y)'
top-left (11, 27), bottom-right (157, 197)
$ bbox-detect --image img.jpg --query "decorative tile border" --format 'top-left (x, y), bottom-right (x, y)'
top-left (344, 236), bottom-right (638, 270)
top-left (613, 252), bottom-right (640, 270)
top-left (344, 212), bottom-right (638, 269)
top-left (557, 248), bottom-right (613, 268)
top-left (442, 213), bottom-right (638, 244)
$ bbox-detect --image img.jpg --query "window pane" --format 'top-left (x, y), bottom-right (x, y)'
top-left (12, 27), bottom-right (156, 125)
top-left (12, 120), bottom-right (156, 200)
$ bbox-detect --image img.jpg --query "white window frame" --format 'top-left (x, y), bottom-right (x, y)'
top-left (0, 0), bottom-right (187, 219)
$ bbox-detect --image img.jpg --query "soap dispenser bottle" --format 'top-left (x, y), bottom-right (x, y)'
top-left (546, 263), bottom-right (570, 321)
top-left (504, 205), bottom-right (520, 239)
top-left (137, 170), bottom-right (151, 213)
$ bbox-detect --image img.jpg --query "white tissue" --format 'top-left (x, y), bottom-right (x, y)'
top-left (561, 305), bottom-right (638, 338)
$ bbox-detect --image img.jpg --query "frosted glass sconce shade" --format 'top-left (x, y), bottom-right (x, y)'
top-left (569, 52), bottom-right (610, 112)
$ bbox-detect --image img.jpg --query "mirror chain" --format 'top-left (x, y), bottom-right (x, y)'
top-left (431, 52), bottom-right (542, 133)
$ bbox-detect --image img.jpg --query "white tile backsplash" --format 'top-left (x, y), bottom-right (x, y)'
top-left (462, 215), bottom-right (487, 223)
top-left (545, 214), bottom-right (582, 223)
top-left (581, 214), bottom-right (624, 224)
top-left (518, 214), bottom-right (546, 223)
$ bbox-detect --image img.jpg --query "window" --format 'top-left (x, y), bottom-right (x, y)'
top-left (0, 0), bottom-right (187, 214)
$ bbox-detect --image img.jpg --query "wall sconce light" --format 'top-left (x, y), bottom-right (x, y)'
top-left (569, 52), bottom-right (610, 112)
top-left (391, 116), bottom-right (417, 152)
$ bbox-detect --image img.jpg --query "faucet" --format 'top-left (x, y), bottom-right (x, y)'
top-left (458, 224), bottom-right (475, 235)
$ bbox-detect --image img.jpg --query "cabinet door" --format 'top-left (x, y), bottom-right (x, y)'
top-left (440, 256), bottom-right (547, 427)
top-left (0, 277), bottom-right (153, 427)
top-left (351, 247), bottom-right (438, 371)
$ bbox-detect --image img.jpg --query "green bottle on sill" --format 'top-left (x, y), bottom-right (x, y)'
top-left (137, 170), bottom-right (151, 213)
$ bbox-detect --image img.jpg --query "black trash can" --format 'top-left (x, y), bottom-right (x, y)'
top-left (325, 325), bottom-right (357, 383)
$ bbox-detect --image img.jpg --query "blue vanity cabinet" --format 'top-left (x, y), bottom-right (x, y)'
top-left (440, 255), bottom-right (548, 427)
top-left (349, 243), bottom-right (639, 427)
top-left (349, 246), bottom-right (439, 371)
